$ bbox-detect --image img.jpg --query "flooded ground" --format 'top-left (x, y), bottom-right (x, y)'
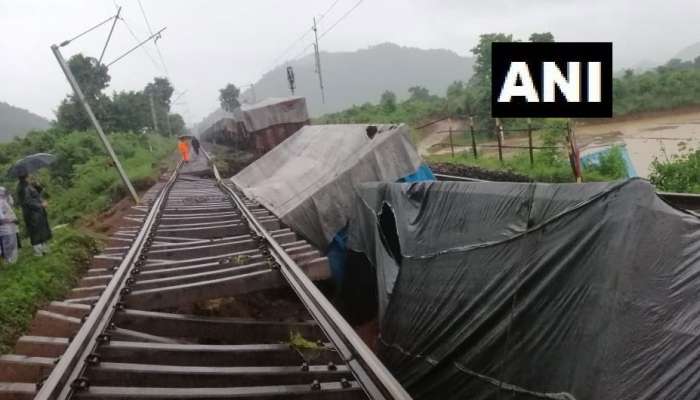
top-left (420, 109), bottom-right (700, 178)
top-left (577, 110), bottom-right (700, 177)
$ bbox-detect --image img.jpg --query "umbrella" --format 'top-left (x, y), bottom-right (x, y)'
top-left (7, 153), bottom-right (57, 178)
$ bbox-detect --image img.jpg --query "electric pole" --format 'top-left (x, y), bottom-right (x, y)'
top-left (286, 66), bottom-right (296, 95)
top-left (312, 17), bottom-right (326, 104)
top-left (51, 44), bottom-right (140, 203)
top-left (149, 94), bottom-right (159, 134)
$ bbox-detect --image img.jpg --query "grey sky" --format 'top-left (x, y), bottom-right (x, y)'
top-left (1, 0), bottom-right (698, 124)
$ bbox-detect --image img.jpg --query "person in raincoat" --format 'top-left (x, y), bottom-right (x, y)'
top-left (191, 136), bottom-right (201, 157)
top-left (0, 186), bottom-right (19, 264)
top-left (178, 137), bottom-right (190, 162)
top-left (16, 168), bottom-right (51, 256)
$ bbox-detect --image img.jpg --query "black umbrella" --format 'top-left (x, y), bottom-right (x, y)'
top-left (7, 153), bottom-right (57, 178)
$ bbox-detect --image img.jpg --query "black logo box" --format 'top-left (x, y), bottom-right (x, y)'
top-left (491, 42), bottom-right (613, 118)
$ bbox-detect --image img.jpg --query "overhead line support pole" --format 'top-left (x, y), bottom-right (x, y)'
top-left (51, 44), bottom-right (140, 203)
top-left (312, 17), bottom-right (326, 104)
top-left (98, 6), bottom-right (121, 64)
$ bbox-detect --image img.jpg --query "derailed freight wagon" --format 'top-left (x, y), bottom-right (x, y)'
top-left (201, 96), bottom-right (310, 155)
top-left (348, 178), bottom-right (700, 400)
top-left (234, 97), bottom-right (309, 155)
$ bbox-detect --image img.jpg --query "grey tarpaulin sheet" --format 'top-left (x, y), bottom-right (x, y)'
top-left (348, 178), bottom-right (700, 400)
top-left (231, 124), bottom-right (423, 250)
top-left (233, 97), bottom-right (309, 132)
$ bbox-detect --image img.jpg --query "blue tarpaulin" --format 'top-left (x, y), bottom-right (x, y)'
top-left (326, 163), bottom-right (435, 287)
top-left (581, 145), bottom-right (638, 178)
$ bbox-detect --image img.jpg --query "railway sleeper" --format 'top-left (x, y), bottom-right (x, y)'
top-left (112, 309), bottom-right (325, 343)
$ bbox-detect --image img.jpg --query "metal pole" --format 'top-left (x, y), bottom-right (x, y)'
top-left (527, 118), bottom-right (534, 166)
top-left (98, 6), bottom-right (121, 64)
top-left (448, 119), bottom-right (455, 158)
top-left (312, 17), bottom-right (326, 104)
top-left (149, 95), bottom-right (159, 134)
top-left (51, 44), bottom-right (139, 203)
top-left (470, 116), bottom-right (477, 159)
top-left (165, 111), bottom-right (173, 136)
top-left (495, 118), bottom-right (503, 163)
top-left (250, 83), bottom-right (257, 103)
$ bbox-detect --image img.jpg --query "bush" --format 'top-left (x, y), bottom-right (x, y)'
top-left (0, 130), bottom-right (175, 225)
top-left (583, 146), bottom-right (628, 182)
top-left (649, 149), bottom-right (700, 193)
top-left (0, 228), bottom-right (98, 353)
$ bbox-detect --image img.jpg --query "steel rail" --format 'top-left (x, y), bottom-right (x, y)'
top-left (203, 149), bottom-right (412, 400)
top-left (34, 162), bottom-right (182, 400)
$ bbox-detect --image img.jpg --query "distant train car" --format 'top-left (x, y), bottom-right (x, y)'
top-left (201, 97), bottom-right (310, 156)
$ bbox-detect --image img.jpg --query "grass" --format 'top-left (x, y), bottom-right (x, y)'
top-left (428, 146), bottom-right (627, 183)
top-left (0, 130), bottom-right (177, 354)
top-left (0, 227), bottom-right (98, 353)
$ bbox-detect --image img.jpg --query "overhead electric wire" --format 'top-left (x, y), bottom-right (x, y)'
top-left (137, 0), bottom-right (170, 76)
top-left (267, 0), bottom-right (345, 70)
top-left (286, 0), bottom-right (364, 62)
top-left (318, 0), bottom-right (364, 39)
top-left (106, 27), bottom-right (167, 67)
top-left (317, 0), bottom-right (342, 22)
top-left (60, 14), bottom-right (116, 46)
top-left (117, 14), bottom-right (163, 72)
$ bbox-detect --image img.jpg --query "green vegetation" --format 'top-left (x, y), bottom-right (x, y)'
top-left (614, 58), bottom-right (700, 115)
top-left (316, 86), bottom-right (446, 126)
top-left (0, 227), bottom-right (98, 353)
top-left (649, 149), bottom-right (700, 193)
top-left (219, 83), bottom-right (241, 112)
top-left (0, 129), bottom-right (175, 225)
top-left (56, 55), bottom-right (185, 135)
top-left (0, 52), bottom-right (180, 354)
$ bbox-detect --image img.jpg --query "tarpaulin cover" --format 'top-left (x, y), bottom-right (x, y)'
top-left (233, 97), bottom-right (309, 132)
top-left (348, 178), bottom-right (700, 400)
top-left (232, 124), bottom-right (423, 251)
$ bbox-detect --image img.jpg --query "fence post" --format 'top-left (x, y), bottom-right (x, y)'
top-left (448, 124), bottom-right (455, 158)
top-left (527, 118), bottom-right (534, 166)
top-left (495, 118), bottom-right (504, 163)
top-left (470, 116), bottom-right (478, 159)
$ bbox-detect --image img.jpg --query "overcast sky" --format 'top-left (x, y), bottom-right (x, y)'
top-left (1, 0), bottom-right (699, 124)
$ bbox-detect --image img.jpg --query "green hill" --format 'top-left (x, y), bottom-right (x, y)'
top-left (0, 102), bottom-right (50, 142)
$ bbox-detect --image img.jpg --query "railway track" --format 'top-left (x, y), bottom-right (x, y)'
top-left (0, 154), bottom-right (410, 400)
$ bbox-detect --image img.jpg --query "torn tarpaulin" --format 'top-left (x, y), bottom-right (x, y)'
top-left (348, 178), bottom-right (700, 400)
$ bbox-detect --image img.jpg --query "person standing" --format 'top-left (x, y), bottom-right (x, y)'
top-left (0, 187), bottom-right (19, 264)
top-left (191, 136), bottom-right (201, 157)
top-left (178, 137), bottom-right (190, 163)
top-left (16, 168), bottom-right (51, 256)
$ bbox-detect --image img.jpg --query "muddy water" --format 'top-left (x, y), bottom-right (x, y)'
top-left (577, 111), bottom-right (700, 177)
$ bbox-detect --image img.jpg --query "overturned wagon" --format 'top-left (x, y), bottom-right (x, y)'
top-left (202, 97), bottom-right (310, 155)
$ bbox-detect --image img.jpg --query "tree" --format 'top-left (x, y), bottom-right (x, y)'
top-left (408, 86), bottom-right (431, 102)
top-left (168, 113), bottom-right (186, 136)
top-left (108, 91), bottom-right (150, 133)
top-left (67, 54), bottom-right (110, 99)
top-left (446, 81), bottom-right (465, 115)
top-left (219, 84), bottom-right (241, 112)
top-left (380, 90), bottom-right (397, 112)
top-left (529, 32), bottom-right (555, 42)
top-left (55, 54), bottom-right (112, 131)
top-left (144, 77), bottom-right (174, 110)
top-left (469, 33), bottom-right (515, 87)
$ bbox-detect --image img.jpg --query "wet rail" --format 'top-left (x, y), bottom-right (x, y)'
top-left (0, 153), bottom-right (410, 400)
